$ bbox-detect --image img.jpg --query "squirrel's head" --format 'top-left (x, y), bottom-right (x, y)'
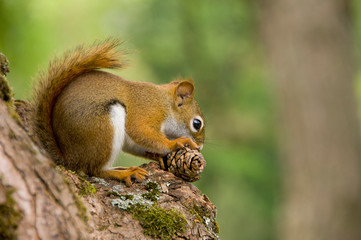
top-left (162, 79), bottom-right (205, 149)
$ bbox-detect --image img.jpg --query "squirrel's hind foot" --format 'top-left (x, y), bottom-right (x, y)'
top-left (100, 166), bottom-right (148, 186)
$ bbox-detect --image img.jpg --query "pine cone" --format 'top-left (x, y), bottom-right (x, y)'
top-left (159, 147), bottom-right (206, 182)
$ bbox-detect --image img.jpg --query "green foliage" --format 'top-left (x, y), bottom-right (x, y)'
top-left (0, 1), bottom-right (283, 239)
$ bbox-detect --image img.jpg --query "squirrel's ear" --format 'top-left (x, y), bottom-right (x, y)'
top-left (174, 80), bottom-right (195, 107)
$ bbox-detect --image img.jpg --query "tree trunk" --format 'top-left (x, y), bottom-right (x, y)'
top-left (0, 100), bottom-right (89, 239)
top-left (260, 1), bottom-right (361, 240)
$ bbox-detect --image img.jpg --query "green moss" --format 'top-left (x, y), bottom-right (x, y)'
top-left (142, 192), bottom-right (159, 202)
top-left (106, 191), bottom-right (134, 200)
top-left (191, 203), bottom-right (207, 224)
top-left (7, 104), bottom-right (22, 124)
top-left (190, 203), bottom-right (219, 234)
top-left (69, 175), bottom-right (92, 221)
top-left (73, 191), bottom-right (88, 223)
top-left (128, 204), bottom-right (186, 240)
top-left (79, 182), bottom-right (97, 196)
top-left (106, 191), bottom-right (122, 198)
top-left (0, 75), bottom-right (13, 103)
top-left (59, 167), bottom-right (96, 197)
top-left (142, 181), bottom-right (160, 202)
top-left (111, 181), bottom-right (187, 238)
top-left (213, 220), bottom-right (220, 234)
top-left (0, 65), bottom-right (22, 125)
top-left (8, 130), bottom-right (16, 140)
top-left (55, 165), bottom-right (66, 172)
top-left (0, 77), bottom-right (17, 123)
top-left (56, 166), bottom-right (89, 223)
top-left (97, 224), bottom-right (109, 231)
top-left (144, 181), bottom-right (158, 191)
top-left (0, 186), bottom-right (22, 240)
top-left (121, 194), bottom-right (134, 200)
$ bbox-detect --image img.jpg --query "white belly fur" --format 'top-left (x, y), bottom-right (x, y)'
top-left (103, 104), bottom-right (126, 170)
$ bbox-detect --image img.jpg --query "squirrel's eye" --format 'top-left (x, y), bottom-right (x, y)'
top-left (190, 117), bottom-right (203, 133)
top-left (193, 119), bottom-right (202, 130)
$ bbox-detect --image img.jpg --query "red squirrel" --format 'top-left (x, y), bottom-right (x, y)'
top-left (32, 39), bottom-right (205, 186)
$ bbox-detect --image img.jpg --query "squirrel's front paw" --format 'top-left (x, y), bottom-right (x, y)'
top-left (172, 136), bottom-right (198, 150)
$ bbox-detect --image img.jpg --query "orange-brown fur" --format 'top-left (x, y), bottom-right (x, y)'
top-left (31, 39), bottom-right (205, 185)
top-left (33, 39), bottom-right (124, 163)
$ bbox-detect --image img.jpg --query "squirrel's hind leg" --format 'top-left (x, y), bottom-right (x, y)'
top-left (100, 102), bottom-right (149, 186)
top-left (100, 167), bottom-right (148, 186)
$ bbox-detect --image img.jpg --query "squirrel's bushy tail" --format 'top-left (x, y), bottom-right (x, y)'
top-left (32, 39), bottom-right (126, 161)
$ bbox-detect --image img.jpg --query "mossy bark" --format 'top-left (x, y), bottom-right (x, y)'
top-left (0, 180), bottom-right (22, 240)
top-left (0, 99), bottom-right (89, 239)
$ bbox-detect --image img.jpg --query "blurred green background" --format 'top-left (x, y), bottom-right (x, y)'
top-left (2, 0), bottom-right (341, 239)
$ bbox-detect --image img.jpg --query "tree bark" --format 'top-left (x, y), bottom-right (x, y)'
top-left (260, 1), bottom-right (361, 240)
top-left (0, 100), bottom-right (89, 239)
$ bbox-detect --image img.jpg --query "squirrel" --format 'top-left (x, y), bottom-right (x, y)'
top-left (31, 39), bottom-right (205, 186)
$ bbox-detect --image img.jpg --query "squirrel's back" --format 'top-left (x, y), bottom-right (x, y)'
top-left (32, 39), bottom-right (126, 161)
